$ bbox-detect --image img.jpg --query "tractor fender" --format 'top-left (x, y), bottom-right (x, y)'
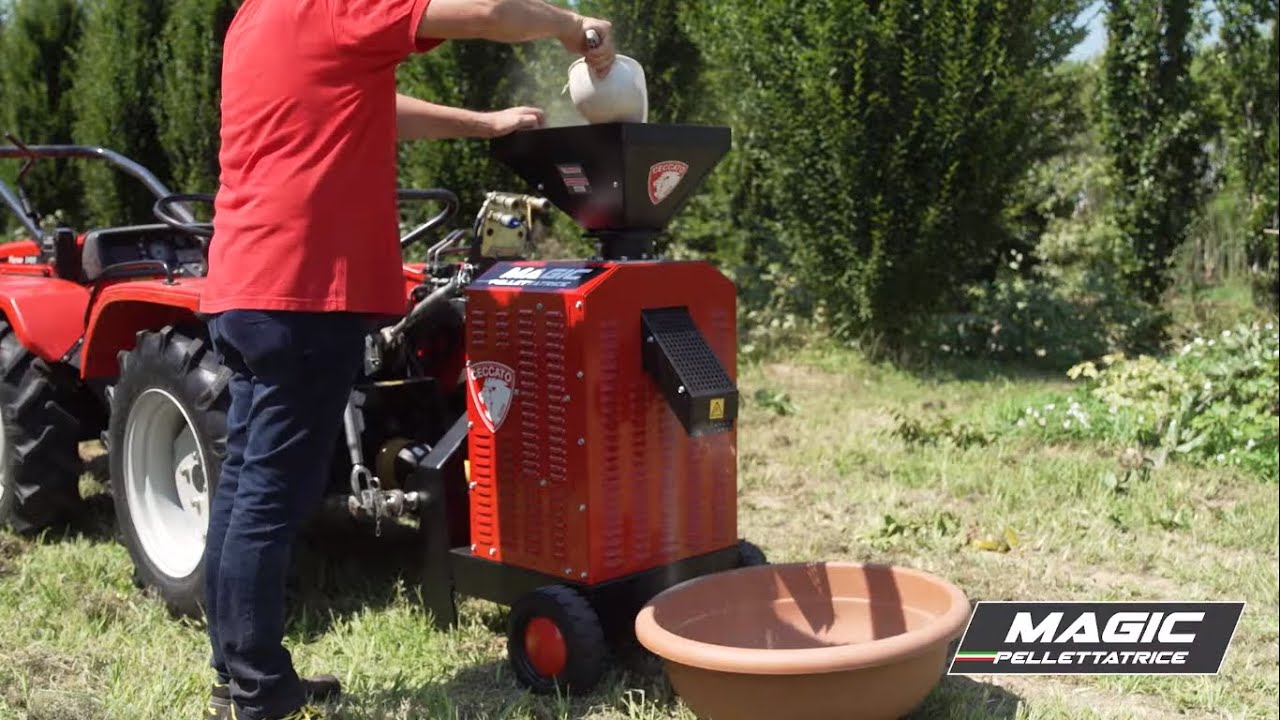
top-left (79, 279), bottom-right (206, 379)
top-left (0, 274), bottom-right (90, 361)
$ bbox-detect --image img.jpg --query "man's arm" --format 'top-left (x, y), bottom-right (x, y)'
top-left (418, 0), bottom-right (614, 75)
top-left (396, 94), bottom-right (545, 141)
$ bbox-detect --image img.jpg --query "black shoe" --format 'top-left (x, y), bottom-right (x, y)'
top-left (207, 675), bottom-right (341, 719)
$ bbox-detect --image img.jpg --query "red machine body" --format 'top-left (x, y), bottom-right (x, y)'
top-left (464, 259), bottom-right (738, 585)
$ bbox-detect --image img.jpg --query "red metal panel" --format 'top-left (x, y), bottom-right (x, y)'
top-left (465, 260), bottom-right (737, 585)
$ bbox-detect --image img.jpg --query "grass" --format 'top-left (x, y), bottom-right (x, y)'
top-left (1, 341), bottom-right (1276, 720)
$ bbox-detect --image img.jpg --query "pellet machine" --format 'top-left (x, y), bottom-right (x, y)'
top-left (408, 122), bottom-right (766, 694)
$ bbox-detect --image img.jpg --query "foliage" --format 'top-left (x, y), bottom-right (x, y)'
top-left (683, 0), bottom-right (1089, 342)
top-left (70, 0), bottom-right (170, 225)
top-left (1008, 320), bottom-right (1280, 480)
top-left (1100, 0), bottom-right (1213, 304)
top-left (0, 0), bottom-right (85, 229)
top-left (155, 0), bottom-right (239, 196)
top-left (1203, 2), bottom-right (1279, 309)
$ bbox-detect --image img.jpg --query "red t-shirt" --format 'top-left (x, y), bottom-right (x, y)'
top-left (201, 0), bottom-right (441, 316)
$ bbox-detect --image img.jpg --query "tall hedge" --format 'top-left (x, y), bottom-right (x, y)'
top-left (71, 0), bottom-right (169, 225)
top-left (155, 0), bottom-right (239, 197)
top-left (0, 0), bottom-right (85, 228)
top-left (1101, 0), bottom-right (1211, 304)
top-left (683, 0), bottom-right (1089, 339)
top-left (1208, 1), bottom-right (1278, 307)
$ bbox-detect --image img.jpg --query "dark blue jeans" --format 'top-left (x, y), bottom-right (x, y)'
top-left (204, 310), bottom-right (368, 719)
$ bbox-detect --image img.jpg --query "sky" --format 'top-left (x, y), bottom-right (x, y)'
top-left (1070, 1), bottom-right (1108, 61)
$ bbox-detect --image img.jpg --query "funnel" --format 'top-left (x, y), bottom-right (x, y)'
top-left (490, 122), bottom-right (730, 258)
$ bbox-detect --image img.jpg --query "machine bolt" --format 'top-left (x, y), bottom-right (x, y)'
top-left (646, 335), bottom-right (654, 343)
top-left (612, 181), bottom-right (619, 188)
top-left (564, 568), bottom-right (573, 576)
top-left (467, 421), bottom-right (474, 429)
top-left (468, 481), bottom-right (477, 490)
top-left (575, 301), bottom-right (583, 310)
top-left (576, 371), bottom-right (584, 379)
top-left (540, 479), bottom-right (548, 487)
top-left (578, 504), bottom-right (586, 512)
top-left (580, 572), bottom-right (588, 579)
top-left (489, 548), bottom-right (497, 556)
top-left (470, 544), bottom-right (476, 552)
top-left (678, 385), bottom-right (686, 395)
top-left (536, 302), bottom-right (544, 310)
top-left (577, 437), bottom-right (585, 446)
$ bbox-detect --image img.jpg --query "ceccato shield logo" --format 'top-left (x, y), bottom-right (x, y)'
top-left (648, 161), bottom-right (689, 205)
top-left (466, 361), bottom-right (516, 433)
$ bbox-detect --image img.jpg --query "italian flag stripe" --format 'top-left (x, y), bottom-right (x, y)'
top-left (955, 652), bottom-right (998, 661)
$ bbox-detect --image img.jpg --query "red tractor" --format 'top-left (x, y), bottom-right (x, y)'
top-left (0, 124), bottom-right (764, 694)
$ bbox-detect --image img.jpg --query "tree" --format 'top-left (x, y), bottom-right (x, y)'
top-left (155, 0), bottom-right (240, 196)
top-left (0, 0), bottom-right (86, 227)
top-left (71, 0), bottom-right (170, 225)
top-left (1100, 0), bottom-right (1212, 304)
top-left (1206, 1), bottom-right (1278, 307)
top-left (683, 0), bottom-right (1090, 340)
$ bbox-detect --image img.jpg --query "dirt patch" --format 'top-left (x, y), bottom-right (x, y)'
top-left (0, 648), bottom-right (104, 720)
top-left (0, 532), bottom-right (26, 577)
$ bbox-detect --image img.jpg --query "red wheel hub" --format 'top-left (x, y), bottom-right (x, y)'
top-left (524, 616), bottom-right (568, 678)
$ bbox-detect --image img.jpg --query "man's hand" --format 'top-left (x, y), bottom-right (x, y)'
top-left (558, 16), bottom-right (616, 77)
top-left (483, 106), bottom-right (546, 137)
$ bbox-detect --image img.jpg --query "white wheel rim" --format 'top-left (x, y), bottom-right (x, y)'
top-left (123, 388), bottom-right (209, 578)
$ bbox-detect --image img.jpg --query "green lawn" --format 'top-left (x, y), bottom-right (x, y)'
top-left (1, 343), bottom-right (1276, 720)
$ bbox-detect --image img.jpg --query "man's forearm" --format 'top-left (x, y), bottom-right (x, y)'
top-left (396, 95), bottom-right (493, 141)
top-left (418, 0), bottom-right (579, 44)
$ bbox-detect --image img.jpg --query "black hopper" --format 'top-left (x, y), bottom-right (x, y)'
top-left (490, 122), bottom-right (731, 260)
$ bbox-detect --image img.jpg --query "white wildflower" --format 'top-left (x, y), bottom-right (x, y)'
top-left (1216, 453), bottom-right (1226, 463)
top-left (1246, 439), bottom-right (1256, 450)
top-left (1017, 419), bottom-right (1026, 428)
top-left (1222, 330), bottom-right (1231, 338)
top-left (940, 344), bottom-right (952, 352)
top-left (1045, 404), bottom-right (1056, 411)
top-left (1203, 381), bottom-right (1213, 392)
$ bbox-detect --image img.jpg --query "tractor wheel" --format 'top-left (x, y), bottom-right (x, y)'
top-left (737, 539), bottom-right (769, 567)
top-left (0, 320), bottom-right (83, 535)
top-left (108, 328), bottom-right (228, 618)
top-left (507, 585), bottom-right (609, 695)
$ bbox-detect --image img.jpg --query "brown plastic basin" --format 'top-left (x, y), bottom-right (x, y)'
top-left (634, 562), bottom-right (971, 720)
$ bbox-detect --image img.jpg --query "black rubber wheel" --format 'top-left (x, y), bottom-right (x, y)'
top-left (0, 319), bottom-right (83, 535)
top-left (737, 539), bottom-right (769, 567)
top-left (507, 585), bottom-right (609, 695)
top-left (107, 327), bottom-right (229, 618)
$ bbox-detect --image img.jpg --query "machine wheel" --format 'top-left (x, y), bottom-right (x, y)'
top-left (507, 585), bottom-right (609, 695)
top-left (737, 539), bottom-right (769, 567)
top-left (0, 320), bottom-right (83, 535)
top-left (108, 328), bottom-right (228, 617)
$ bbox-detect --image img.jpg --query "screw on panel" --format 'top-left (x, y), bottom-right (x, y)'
top-left (536, 302), bottom-right (544, 310)
top-left (468, 482), bottom-right (477, 490)
top-left (539, 479), bottom-right (548, 488)
top-left (576, 371), bottom-right (584, 379)
top-left (580, 572), bottom-right (588, 579)
top-left (577, 438), bottom-right (585, 446)
top-left (646, 335), bottom-right (654, 343)
top-left (678, 386), bottom-right (686, 395)
top-left (562, 394), bottom-right (571, 403)
top-left (489, 548), bottom-right (497, 556)
top-left (575, 301), bottom-right (583, 310)
top-left (468, 421), bottom-right (474, 429)
top-left (564, 568), bottom-right (573, 575)
top-left (578, 504), bottom-right (586, 512)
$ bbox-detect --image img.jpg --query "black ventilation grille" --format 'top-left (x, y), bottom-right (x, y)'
top-left (640, 307), bottom-right (738, 437)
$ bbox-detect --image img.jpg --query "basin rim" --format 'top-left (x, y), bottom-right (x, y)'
top-left (634, 561), bottom-right (972, 676)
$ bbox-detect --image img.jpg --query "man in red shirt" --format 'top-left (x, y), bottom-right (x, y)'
top-left (201, 2), bottom-right (615, 718)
